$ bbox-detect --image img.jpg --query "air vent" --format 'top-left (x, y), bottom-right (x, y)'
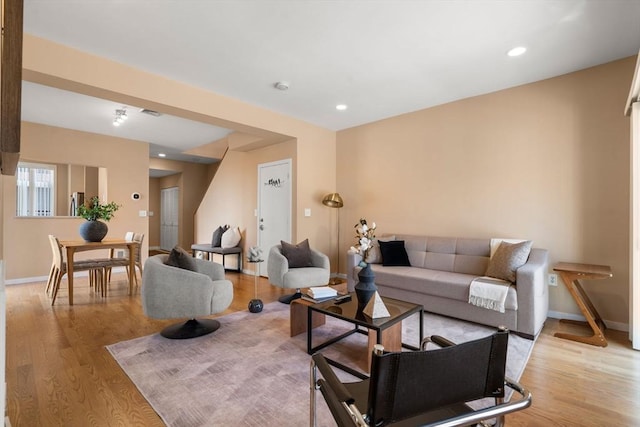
top-left (139, 108), bottom-right (162, 117)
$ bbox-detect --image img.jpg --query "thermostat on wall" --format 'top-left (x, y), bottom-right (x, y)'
top-left (131, 192), bottom-right (141, 200)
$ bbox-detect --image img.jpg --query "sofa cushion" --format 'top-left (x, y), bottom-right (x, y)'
top-left (165, 246), bottom-right (197, 271)
top-left (369, 264), bottom-right (517, 310)
top-left (281, 239), bottom-right (313, 268)
top-left (379, 240), bottom-right (411, 266)
top-left (485, 240), bottom-right (533, 282)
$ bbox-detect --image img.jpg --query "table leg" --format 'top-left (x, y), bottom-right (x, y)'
top-left (291, 299), bottom-right (325, 337)
top-left (367, 322), bottom-right (402, 369)
top-left (555, 272), bottom-right (608, 347)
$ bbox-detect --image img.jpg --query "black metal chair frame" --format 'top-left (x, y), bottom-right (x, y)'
top-left (310, 327), bottom-right (532, 427)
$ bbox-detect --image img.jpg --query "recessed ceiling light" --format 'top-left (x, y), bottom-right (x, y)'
top-left (507, 46), bottom-right (527, 57)
top-left (158, 153), bottom-right (166, 158)
top-left (336, 104), bottom-right (348, 111)
top-left (274, 81), bottom-right (289, 91)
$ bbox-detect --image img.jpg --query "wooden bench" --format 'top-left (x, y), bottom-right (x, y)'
top-left (191, 244), bottom-right (242, 272)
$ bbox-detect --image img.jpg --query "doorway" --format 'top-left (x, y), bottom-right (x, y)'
top-left (160, 187), bottom-right (179, 251)
top-left (258, 159), bottom-right (292, 276)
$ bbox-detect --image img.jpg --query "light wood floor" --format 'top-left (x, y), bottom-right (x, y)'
top-left (6, 271), bottom-right (640, 426)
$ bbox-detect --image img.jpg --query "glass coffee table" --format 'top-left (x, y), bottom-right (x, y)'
top-left (307, 293), bottom-right (423, 378)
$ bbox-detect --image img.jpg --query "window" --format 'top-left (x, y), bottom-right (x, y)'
top-left (16, 162), bottom-right (56, 216)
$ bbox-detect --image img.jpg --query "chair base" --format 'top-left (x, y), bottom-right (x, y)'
top-left (278, 291), bottom-right (302, 304)
top-left (160, 318), bottom-right (221, 339)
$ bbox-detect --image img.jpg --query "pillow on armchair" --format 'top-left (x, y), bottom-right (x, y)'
top-left (281, 239), bottom-right (313, 268)
top-left (165, 246), bottom-right (197, 271)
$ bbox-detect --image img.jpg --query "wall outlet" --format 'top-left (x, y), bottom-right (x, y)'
top-left (548, 273), bottom-right (558, 287)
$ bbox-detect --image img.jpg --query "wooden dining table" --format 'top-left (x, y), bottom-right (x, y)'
top-left (58, 239), bottom-right (139, 305)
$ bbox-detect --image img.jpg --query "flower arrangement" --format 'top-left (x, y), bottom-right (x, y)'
top-left (77, 196), bottom-right (120, 222)
top-left (350, 218), bottom-right (377, 261)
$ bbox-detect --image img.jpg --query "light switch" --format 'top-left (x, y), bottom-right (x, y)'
top-left (148, 211), bottom-right (154, 217)
top-left (139, 210), bottom-right (147, 217)
top-left (304, 208), bottom-right (311, 217)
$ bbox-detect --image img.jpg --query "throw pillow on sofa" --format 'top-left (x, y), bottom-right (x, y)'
top-left (281, 239), bottom-right (313, 268)
top-left (365, 235), bottom-right (396, 264)
top-left (485, 240), bottom-right (533, 282)
top-left (379, 240), bottom-right (411, 267)
top-left (221, 226), bottom-right (241, 248)
top-left (165, 246), bottom-right (197, 271)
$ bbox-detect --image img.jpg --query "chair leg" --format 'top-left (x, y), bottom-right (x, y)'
top-left (160, 318), bottom-right (221, 339)
top-left (51, 271), bottom-right (63, 306)
top-left (278, 288), bottom-right (303, 304)
top-left (46, 264), bottom-right (56, 295)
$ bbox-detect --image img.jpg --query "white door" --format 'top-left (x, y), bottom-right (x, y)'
top-left (258, 159), bottom-right (292, 276)
top-left (161, 187), bottom-right (179, 251)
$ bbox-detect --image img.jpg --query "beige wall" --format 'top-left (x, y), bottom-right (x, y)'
top-left (337, 56), bottom-right (635, 325)
top-left (2, 122), bottom-right (149, 280)
top-left (195, 138), bottom-right (311, 268)
top-left (20, 34), bottom-right (337, 268)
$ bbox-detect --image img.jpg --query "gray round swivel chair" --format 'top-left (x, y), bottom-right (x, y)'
top-left (142, 254), bottom-right (233, 339)
top-left (267, 244), bottom-right (330, 304)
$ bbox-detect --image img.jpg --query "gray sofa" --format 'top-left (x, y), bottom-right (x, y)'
top-left (346, 234), bottom-right (549, 338)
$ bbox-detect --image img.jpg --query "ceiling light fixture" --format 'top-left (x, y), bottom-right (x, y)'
top-left (507, 46), bottom-right (527, 57)
top-left (158, 153), bottom-right (166, 158)
top-left (113, 108), bottom-right (128, 126)
top-left (274, 81), bottom-right (289, 91)
top-left (336, 104), bottom-right (348, 111)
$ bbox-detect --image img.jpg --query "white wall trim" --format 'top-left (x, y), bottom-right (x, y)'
top-left (5, 267), bottom-right (128, 286)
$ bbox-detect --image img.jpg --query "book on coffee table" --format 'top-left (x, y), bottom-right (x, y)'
top-left (301, 294), bottom-right (336, 304)
top-left (306, 286), bottom-right (338, 298)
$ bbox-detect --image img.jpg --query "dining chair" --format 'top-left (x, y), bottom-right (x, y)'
top-left (105, 232), bottom-right (144, 287)
top-left (47, 235), bottom-right (110, 305)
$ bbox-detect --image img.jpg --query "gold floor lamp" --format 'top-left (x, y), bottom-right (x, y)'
top-left (322, 192), bottom-right (344, 285)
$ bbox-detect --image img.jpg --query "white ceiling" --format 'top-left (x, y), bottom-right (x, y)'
top-left (21, 0), bottom-right (640, 163)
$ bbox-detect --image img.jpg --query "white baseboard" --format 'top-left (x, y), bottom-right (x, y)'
top-left (5, 267), bottom-right (129, 286)
top-left (547, 310), bottom-right (629, 332)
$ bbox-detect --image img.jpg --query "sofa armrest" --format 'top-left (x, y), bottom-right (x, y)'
top-left (514, 248), bottom-right (549, 337)
top-left (346, 251), bottom-right (364, 292)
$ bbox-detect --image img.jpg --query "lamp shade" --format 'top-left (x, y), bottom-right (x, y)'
top-left (322, 192), bottom-right (344, 208)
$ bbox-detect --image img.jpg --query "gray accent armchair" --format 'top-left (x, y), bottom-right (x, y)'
top-left (267, 244), bottom-right (330, 303)
top-left (141, 254), bottom-right (233, 339)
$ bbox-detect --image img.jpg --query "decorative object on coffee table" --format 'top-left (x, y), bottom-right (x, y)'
top-left (350, 218), bottom-right (378, 309)
top-left (248, 247), bottom-right (264, 313)
top-left (363, 291), bottom-right (390, 318)
top-left (322, 192), bottom-right (344, 285)
top-left (77, 196), bottom-right (120, 242)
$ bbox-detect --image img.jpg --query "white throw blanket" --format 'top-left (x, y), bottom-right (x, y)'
top-left (468, 276), bottom-right (512, 313)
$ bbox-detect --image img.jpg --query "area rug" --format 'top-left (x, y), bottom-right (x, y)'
top-left (107, 302), bottom-right (535, 427)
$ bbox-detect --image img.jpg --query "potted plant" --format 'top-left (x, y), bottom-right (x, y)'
top-left (77, 196), bottom-right (120, 242)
